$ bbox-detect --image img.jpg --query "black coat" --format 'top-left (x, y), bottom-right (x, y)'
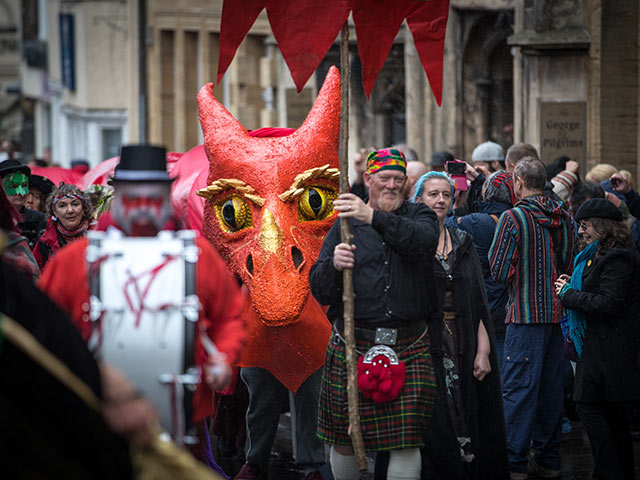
top-left (0, 258), bottom-right (132, 479)
top-left (17, 206), bottom-right (47, 249)
top-left (310, 201), bottom-right (439, 327)
top-left (421, 227), bottom-right (509, 480)
top-left (561, 246), bottom-right (640, 403)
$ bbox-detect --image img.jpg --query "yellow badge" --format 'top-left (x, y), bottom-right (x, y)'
top-left (587, 260), bottom-right (592, 267)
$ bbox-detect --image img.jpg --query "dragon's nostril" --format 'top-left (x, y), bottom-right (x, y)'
top-left (246, 254), bottom-right (254, 275)
top-left (292, 246), bottom-right (304, 270)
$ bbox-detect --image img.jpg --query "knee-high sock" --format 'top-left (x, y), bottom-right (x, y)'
top-left (387, 448), bottom-right (421, 480)
top-left (330, 446), bottom-right (360, 480)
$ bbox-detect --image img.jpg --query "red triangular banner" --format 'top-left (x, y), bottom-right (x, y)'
top-left (217, 0), bottom-right (451, 106)
top-left (351, 0), bottom-right (412, 98)
top-left (407, 0), bottom-right (450, 106)
top-left (266, 0), bottom-right (350, 92)
top-left (217, 0), bottom-right (265, 85)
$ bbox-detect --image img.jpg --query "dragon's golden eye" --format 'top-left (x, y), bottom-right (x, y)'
top-left (215, 195), bottom-right (252, 232)
top-left (298, 186), bottom-right (337, 221)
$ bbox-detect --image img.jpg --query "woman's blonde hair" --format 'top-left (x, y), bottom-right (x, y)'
top-left (585, 163), bottom-right (617, 183)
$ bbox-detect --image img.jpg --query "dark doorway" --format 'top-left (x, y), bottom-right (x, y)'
top-left (460, 10), bottom-right (514, 159)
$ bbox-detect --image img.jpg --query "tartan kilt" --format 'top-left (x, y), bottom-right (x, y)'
top-left (317, 329), bottom-right (436, 452)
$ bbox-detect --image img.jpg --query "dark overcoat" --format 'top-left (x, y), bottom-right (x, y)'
top-left (420, 227), bottom-right (509, 480)
top-left (0, 258), bottom-right (132, 479)
top-left (560, 246), bottom-right (640, 402)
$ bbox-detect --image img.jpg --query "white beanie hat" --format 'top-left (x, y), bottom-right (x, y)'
top-left (471, 141), bottom-right (504, 162)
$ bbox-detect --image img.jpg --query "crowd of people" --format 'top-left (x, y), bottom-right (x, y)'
top-left (346, 142), bottom-right (639, 480)
top-left (0, 137), bottom-right (639, 480)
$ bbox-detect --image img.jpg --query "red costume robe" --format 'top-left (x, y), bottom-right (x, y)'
top-left (38, 234), bottom-right (246, 421)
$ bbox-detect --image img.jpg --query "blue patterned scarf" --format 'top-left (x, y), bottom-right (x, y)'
top-left (563, 240), bottom-right (599, 358)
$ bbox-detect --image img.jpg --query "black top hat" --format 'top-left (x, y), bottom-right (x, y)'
top-left (0, 159), bottom-right (30, 178)
top-left (575, 198), bottom-right (623, 223)
top-left (111, 145), bottom-right (173, 182)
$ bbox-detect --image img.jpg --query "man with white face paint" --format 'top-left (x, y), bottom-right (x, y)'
top-left (102, 146), bottom-right (179, 235)
top-left (110, 180), bottom-right (174, 235)
top-left (39, 145), bottom-right (247, 474)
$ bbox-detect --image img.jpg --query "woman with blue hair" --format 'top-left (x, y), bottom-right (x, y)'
top-left (413, 171), bottom-right (509, 479)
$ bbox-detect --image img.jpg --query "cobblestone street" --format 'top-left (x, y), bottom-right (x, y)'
top-left (213, 414), bottom-right (640, 479)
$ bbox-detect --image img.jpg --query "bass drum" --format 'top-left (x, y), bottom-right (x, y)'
top-left (87, 229), bottom-right (200, 445)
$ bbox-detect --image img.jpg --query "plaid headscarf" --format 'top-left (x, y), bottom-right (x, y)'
top-left (366, 148), bottom-right (407, 175)
top-left (483, 170), bottom-right (515, 206)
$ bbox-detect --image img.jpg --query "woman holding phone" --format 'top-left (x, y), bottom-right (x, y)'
top-left (555, 198), bottom-right (640, 480)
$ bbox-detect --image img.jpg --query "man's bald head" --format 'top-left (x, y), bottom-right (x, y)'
top-left (405, 161), bottom-right (429, 198)
top-left (505, 143), bottom-right (539, 172)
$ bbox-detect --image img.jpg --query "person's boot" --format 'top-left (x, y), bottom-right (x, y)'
top-left (528, 459), bottom-right (562, 479)
top-left (233, 463), bottom-right (267, 480)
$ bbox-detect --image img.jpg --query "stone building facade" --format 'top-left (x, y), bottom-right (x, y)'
top-left (413, 0), bottom-right (638, 180)
top-left (0, 0), bottom-right (20, 148)
top-left (5, 0), bottom-right (312, 166)
top-left (3, 0), bottom-right (639, 181)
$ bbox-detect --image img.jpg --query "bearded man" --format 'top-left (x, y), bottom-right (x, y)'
top-left (309, 148), bottom-right (439, 480)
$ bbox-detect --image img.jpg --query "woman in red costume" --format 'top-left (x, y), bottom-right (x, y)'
top-left (33, 183), bottom-right (93, 270)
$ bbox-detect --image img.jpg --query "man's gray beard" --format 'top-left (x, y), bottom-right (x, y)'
top-left (378, 194), bottom-right (403, 212)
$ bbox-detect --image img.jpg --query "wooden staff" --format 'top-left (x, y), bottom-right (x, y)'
top-left (338, 21), bottom-right (367, 472)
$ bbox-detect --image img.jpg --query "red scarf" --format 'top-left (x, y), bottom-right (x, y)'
top-left (56, 218), bottom-right (89, 244)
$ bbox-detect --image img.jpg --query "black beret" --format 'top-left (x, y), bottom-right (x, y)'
top-left (29, 174), bottom-right (55, 198)
top-left (575, 198), bottom-right (623, 222)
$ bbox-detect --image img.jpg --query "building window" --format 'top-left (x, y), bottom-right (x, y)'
top-left (102, 128), bottom-right (121, 160)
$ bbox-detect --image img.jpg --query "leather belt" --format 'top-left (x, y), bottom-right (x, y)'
top-left (334, 318), bottom-right (427, 345)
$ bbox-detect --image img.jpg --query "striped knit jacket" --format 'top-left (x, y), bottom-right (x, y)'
top-left (488, 195), bottom-right (575, 324)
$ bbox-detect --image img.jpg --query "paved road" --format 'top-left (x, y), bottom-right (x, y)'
top-left (213, 414), bottom-right (640, 479)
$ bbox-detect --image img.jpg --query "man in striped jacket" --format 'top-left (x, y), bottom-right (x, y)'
top-left (489, 156), bottom-right (576, 480)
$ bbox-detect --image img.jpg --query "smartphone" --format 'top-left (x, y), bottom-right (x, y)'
top-left (445, 161), bottom-right (466, 176)
top-left (445, 160), bottom-right (469, 191)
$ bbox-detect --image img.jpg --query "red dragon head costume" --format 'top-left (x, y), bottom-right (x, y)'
top-left (195, 66), bottom-right (341, 391)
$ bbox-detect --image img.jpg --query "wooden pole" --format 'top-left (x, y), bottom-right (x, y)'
top-left (338, 21), bottom-right (367, 472)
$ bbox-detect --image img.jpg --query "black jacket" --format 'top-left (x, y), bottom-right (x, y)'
top-left (18, 206), bottom-right (47, 249)
top-left (0, 259), bottom-right (132, 478)
top-left (421, 227), bottom-right (509, 480)
top-left (561, 246), bottom-right (640, 402)
top-left (309, 201), bottom-right (439, 327)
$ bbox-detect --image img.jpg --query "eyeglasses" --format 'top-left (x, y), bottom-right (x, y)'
top-left (578, 221), bottom-right (590, 231)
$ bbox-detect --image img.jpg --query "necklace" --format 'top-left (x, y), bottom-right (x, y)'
top-left (436, 227), bottom-right (449, 261)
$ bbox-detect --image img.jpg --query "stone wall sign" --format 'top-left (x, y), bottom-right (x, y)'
top-left (540, 101), bottom-right (587, 168)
